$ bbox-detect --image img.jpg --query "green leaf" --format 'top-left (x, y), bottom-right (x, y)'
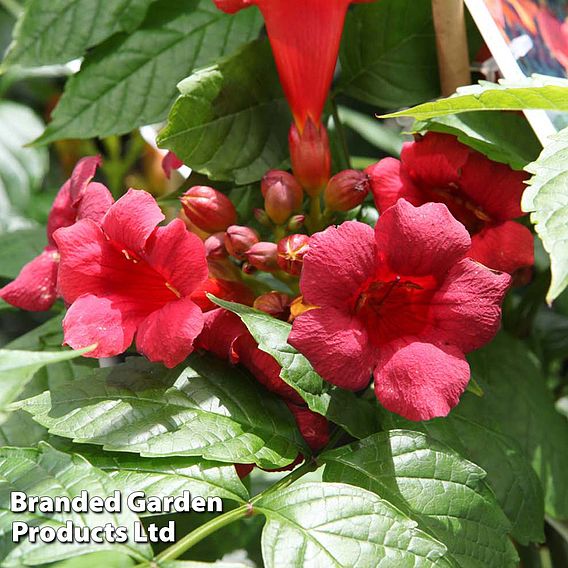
top-left (322, 430), bottom-right (518, 568)
top-left (523, 126), bottom-right (568, 302)
top-left (338, 106), bottom-right (403, 156)
top-left (255, 481), bottom-right (446, 568)
top-left (0, 227), bottom-right (47, 278)
top-left (412, 111), bottom-right (541, 169)
top-left (51, 551), bottom-right (136, 568)
top-left (2, 0), bottom-right (157, 69)
top-left (338, 0), bottom-right (439, 109)
top-left (36, 0), bottom-right (263, 144)
top-left (61, 446), bottom-right (249, 512)
top-left (0, 347), bottom-right (93, 418)
top-left (14, 355), bottom-right (305, 469)
top-left (0, 102), bottom-right (48, 231)
top-left (382, 83), bottom-right (568, 120)
top-left (0, 410), bottom-right (47, 447)
top-left (158, 39), bottom-right (290, 184)
top-left (211, 298), bottom-right (380, 439)
top-left (0, 443), bottom-right (152, 566)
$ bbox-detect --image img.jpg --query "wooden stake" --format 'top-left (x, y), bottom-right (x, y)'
top-left (431, 0), bottom-right (471, 95)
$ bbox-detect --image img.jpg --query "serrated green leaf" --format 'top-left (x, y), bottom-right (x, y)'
top-left (158, 39), bottom-right (290, 184)
top-left (0, 410), bottom-right (46, 447)
top-left (0, 346), bottom-right (93, 418)
top-left (322, 430), bottom-right (518, 568)
top-left (0, 102), bottom-right (48, 232)
top-left (523, 126), bottom-right (568, 302)
top-left (0, 227), bottom-right (47, 278)
top-left (14, 355), bottom-right (305, 469)
top-left (36, 0), bottom-right (263, 144)
top-left (382, 83), bottom-right (568, 120)
top-left (2, 0), bottom-right (158, 69)
top-left (338, 0), bottom-right (439, 109)
top-left (211, 298), bottom-right (380, 439)
top-left (412, 111), bottom-right (541, 169)
top-left (61, 446), bottom-right (250, 512)
top-left (0, 443), bottom-right (152, 566)
top-left (256, 481), bottom-right (447, 568)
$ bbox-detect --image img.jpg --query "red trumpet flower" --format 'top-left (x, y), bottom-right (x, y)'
top-left (213, 0), bottom-right (375, 129)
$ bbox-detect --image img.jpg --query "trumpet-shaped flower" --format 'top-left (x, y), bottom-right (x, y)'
top-left (0, 156), bottom-right (110, 311)
top-left (213, 0), bottom-right (374, 128)
top-left (289, 199), bottom-right (511, 421)
top-left (54, 189), bottom-right (208, 368)
top-left (366, 132), bottom-right (533, 274)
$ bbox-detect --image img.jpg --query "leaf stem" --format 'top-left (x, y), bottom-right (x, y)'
top-left (0, 0), bottom-right (21, 18)
top-left (330, 97), bottom-right (351, 170)
top-left (143, 459), bottom-right (318, 565)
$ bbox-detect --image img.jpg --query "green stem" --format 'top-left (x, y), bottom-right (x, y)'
top-left (0, 0), bottom-right (21, 18)
top-left (330, 98), bottom-right (351, 170)
top-left (308, 195), bottom-right (323, 233)
top-left (153, 504), bottom-right (251, 564)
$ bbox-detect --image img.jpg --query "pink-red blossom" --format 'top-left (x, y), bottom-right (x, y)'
top-left (289, 199), bottom-right (511, 421)
top-left (0, 156), bottom-right (110, 311)
top-left (366, 132), bottom-right (533, 275)
top-left (54, 189), bottom-right (208, 368)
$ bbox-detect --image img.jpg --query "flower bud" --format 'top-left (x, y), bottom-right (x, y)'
top-left (253, 208), bottom-right (271, 226)
top-left (253, 291), bottom-right (291, 320)
top-left (277, 234), bottom-right (310, 276)
top-left (261, 170), bottom-right (303, 225)
top-left (288, 119), bottom-right (331, 196)
top-left (246, 242), bottom-right (278, 272)
top-left (287, 214), bottom-right (305, 231)
top-left (204, 232), bottom-right (228, 260)
top-left (324, 170), bottom-right (370, 212)
top-left (180, 186), bottom-right (237, 233)
top-left (225, 225), bottom-right (260, 260)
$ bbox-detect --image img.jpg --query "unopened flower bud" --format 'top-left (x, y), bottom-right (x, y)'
top-left (288, 119), bottom-right (331, 197)
top-left (324, 170), bottom-right (370, 212)
top-left (225, 225), bottom-right (260, 260)
top-left (261, 170), bottom-right (303, 225)
top-left (287, 214), bottom-right (305, 231)
top-left (180, 186), bottom-right (237, 233)
top-left (204, 232), bottom-right (228, 260)
top-left (277, 234), bottom-right (310, 276)
top-left (241, 262), bottom-right (257, 275)
top-left (253, 208), bottom-right (271, 226)
top-left (246, 242), bottom-right (278, 272)
top-left (253, 291), bottom-right (291, 320)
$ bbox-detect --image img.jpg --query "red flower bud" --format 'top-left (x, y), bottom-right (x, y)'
top-left (162, 151), bottom-right (183, 179)
top-left (324, 170), bottom-right (370, 212)
top-left (180, 186), bottom-right (237, 233)
top-left (261, 170), bottom-right (303, 225)
top-left (253, 291), bottom-right (291, 320)
top-left (277, 234), bottom-right (310, 276)
top-left (246, 242), bottom-right (278, 272)
top-left (289, 120), bottom-right (331, 196)
top-left (287, 214), bottom-right (305, 231)
top-left (225, 225), bottom-right (260, 260)
top-left (204, 232), bottom-right (228, 260)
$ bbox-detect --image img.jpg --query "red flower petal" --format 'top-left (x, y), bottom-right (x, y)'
top-left (0, 247), bottom-right (59, 311)
top-left (401, 133), bottom-right (469, 189)
top-left (285, 403), bottom-right (329, 451)
top-left (68, 155), bottom-right (102, 206)
top-left (46, 180), bottom-right (75, 245)
top-left (102, 189), bottom-right (165, 255)
top-left (62, 293), bottom-right (140, 357)
top-left (300, 220), bottom-right (377, 307)
top-left (191, 278), bottom-right (255, 313)
top-left (136, 297), bottom-right (204, 368)
top-left (144, 219), bottom-right (208, 296)
top-left (459, 152), bottom-right (528, 221)
top-left (375, 200), bottom-right (470, 278)
top-left (429, 258), bottom-right (511, 352)
top-left (213, 0), bottom-right (252, 13)
top-left (196, 308), bottom-right (247, 363)
top-left (161, 151), bottom-right (184, 179)
top-left (469, 221), bottom-right (534, 274)
top-left (289, 306), bottom-right (375, 391)
top-left (75, 182), bottom-right (114, 223)
top-left (236, 333), bottom-right (304, 404)
top-left (374, 339), bottom-right (470, 421)
top-left (366, 157), bottom-right (423, 212)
